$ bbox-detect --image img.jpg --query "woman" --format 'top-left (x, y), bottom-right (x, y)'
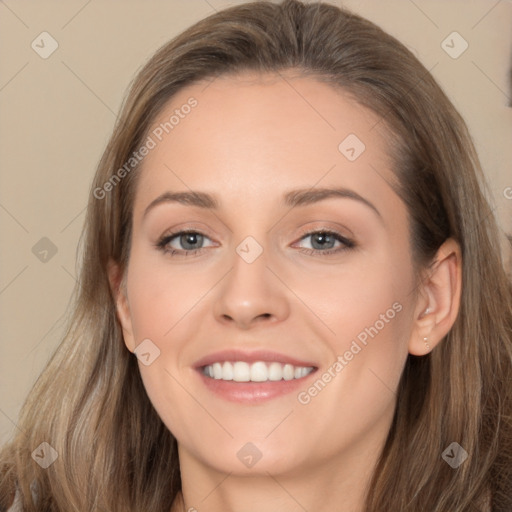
top-left (1, 1), bottom-right (511, 510)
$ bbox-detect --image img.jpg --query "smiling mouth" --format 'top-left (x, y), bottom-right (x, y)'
top-left (201, 361), bottom-right (316, 382)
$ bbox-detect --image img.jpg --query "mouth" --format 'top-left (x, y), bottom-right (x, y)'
top-left (193, 349), bottom-right (318, 403)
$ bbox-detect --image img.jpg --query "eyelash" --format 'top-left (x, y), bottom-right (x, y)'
top-left (155, 228), bottom-right (355, 257)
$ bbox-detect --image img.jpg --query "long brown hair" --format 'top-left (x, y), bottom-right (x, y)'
top-left (1, 1), bottom-right (511, 510)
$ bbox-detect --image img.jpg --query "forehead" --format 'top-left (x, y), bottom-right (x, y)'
top-left (132, 70), bottom-right (401, 220)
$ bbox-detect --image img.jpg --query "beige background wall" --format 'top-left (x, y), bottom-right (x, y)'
top-left (1, 0), bottom-right (511, 444)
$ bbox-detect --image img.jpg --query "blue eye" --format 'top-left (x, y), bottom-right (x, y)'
top-left (156, 231), bottom-right (214, 256)
top-left (295, 230), bottom-right (355, 256)
top-left (155, 229), bottom-right (355, 257)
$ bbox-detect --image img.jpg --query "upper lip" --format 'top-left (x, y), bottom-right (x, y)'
top-left (193, 349), bottom-right (318, 369)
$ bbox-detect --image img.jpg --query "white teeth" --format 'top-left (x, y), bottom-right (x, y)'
top-left (212, 362), bottom-right (223, 379)
top-left (283, 364), bottom-right (294, 381)
top-left (268, 362), bottom-right (283, 381)
top-left (233, 362), bottom-right (250, 382)
top-left (203, 361), bottom-right (314, 382)
top-left (222, 361), bottom-right (233, 380)
top-left (250, 361), bottom-right (268, 382)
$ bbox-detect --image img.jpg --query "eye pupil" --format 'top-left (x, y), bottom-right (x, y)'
top-left (181, 232), bottom-right (202, 250)
top-left (312, 232), bottom-right (335, 250)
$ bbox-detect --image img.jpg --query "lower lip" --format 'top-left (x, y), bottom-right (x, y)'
top-left (196, 368), bottom-right (318, 403)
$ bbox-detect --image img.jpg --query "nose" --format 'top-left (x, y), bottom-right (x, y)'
top-left (213, 244), bottom-right (290, 330)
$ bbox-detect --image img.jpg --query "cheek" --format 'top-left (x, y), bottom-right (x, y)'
top-left (288, 249), bottom-right (412, 351)
top-left (287, 265), bottom-right (412, 462)
top-left (123, 252), bottom-right (213, 435)
top-left (290, 248), bottom-right (414, 409)
top-left (125, 252), bottom-right (214, 344)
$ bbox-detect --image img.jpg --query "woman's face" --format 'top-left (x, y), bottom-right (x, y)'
top-left (113, 70), bottom-right (423, 477)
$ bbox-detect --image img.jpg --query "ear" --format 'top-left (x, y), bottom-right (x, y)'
top-left (107, 259), bottom-right (135, 353)
top-left (408, 238), bottom-right (462, 356)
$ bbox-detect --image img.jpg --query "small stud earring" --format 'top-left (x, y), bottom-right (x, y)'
top-left (423, 337), bottom-right (430, 351)
top-left (424, 307), bottom-right (430, 315)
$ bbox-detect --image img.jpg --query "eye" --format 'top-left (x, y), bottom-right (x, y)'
top-left (294, 229), bottom-right (355, 256)
top-left (155, 230), bottom-right (215, 256)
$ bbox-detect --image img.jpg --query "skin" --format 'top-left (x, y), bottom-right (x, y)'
top-left (109, 70), bottom-right (462, 512)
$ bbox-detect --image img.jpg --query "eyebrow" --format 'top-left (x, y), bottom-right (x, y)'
top-left (143, 187), bottom-right (382, 220)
